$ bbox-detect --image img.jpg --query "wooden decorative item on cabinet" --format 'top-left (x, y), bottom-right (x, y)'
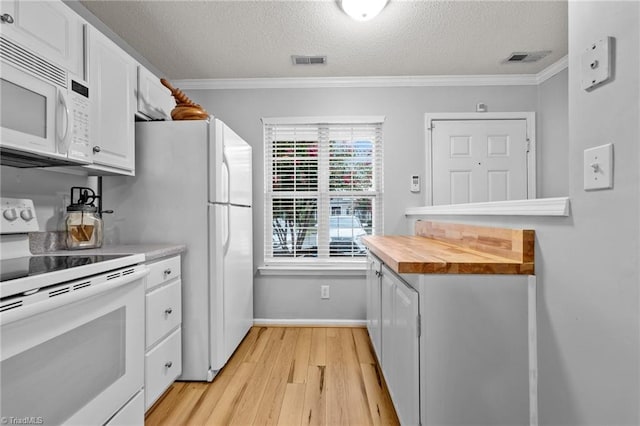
top-left (160, 78), bottom-right (209, 120)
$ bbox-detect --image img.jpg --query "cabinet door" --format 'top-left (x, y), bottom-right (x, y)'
top-left (381, 266), bottom-right (420, 426)
top-left (0, 0), bottom-right (84, 77)
top-left (366, 254), bottom-right (382, 362)
top-left (137, 66), bottom-right (173, 120)
top-left (88, 27), bottom-right (136, 173)
top-left (391, 273), bottom-right (420, 426)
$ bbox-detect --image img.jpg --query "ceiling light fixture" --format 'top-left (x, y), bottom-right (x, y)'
top-left (340, 0), bottom-right (389, 22)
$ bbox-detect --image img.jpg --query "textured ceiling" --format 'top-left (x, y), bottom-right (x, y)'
top-left (80, 0), bottom-right (568, 80)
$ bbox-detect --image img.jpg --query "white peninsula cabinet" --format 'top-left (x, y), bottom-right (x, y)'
top-left (364, 222), bottom-right (536, 426)
top-left (144, 255), bottom-right (182, 411)
top-left (87, 26), bottom-right (136, 175)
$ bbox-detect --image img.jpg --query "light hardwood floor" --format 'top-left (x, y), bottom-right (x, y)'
top-left (145, 327), bottom-right (400, 426)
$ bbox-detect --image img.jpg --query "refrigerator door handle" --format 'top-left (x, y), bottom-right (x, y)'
top-left (221, 152), bottom-right (230, 204)
top-left (222, 204), bottom-right (231, 254)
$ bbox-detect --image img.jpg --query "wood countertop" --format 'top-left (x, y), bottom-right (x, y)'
top-left (362, 221), bottom-right (534, 275)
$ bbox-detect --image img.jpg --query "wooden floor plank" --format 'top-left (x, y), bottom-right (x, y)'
top-left (353, 327), bottom-right (376, 365)
top-left (292, 328), bottom-right (312, 383)
top-left (145, 327), bottom-right (399, 426)
top-left (361, 363), bottom-right (400, 425)
top-left (252, 328), bottom-right (300, 426)
top-left (246, 327), bottom-right (275, 364)
top-left (340, 328), bottom-right (374, 426)
top-left (227, 332), bottom-right (285, 425)
top-left (277, 383), bottom-right (306, 426)
top-left (183, 374), bottom-right (232, 426)
top-left (309, 328), bottom-right (326, 366)
top-left (147, 382), bottom-right (207, 426)
top-left (204, 362), bottom-right (257, 425)
top-left (325, 328), bottom-right (349, 426)
top-left (301, 364), bottom-right (326, 426)
top-left (219, 326), bottom-right (261, 377)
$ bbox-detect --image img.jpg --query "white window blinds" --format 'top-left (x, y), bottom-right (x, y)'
top-left (264, 117), bottom-right (384, 264)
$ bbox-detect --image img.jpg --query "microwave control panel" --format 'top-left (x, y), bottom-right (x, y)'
top-left (69, 80), bottom-right (91, 160)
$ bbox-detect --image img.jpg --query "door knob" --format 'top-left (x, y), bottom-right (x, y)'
top-left (0, 14), bottom-right (14, 24)
top-left (92, 146), bottom-right (101, 153)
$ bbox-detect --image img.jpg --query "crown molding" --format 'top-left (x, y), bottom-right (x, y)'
top-left (175, 56), bottom-right (568, 90)
top-left (536, 55), bottom-right (568, 84)
top-left (175, 74), bottom-right (538, 90)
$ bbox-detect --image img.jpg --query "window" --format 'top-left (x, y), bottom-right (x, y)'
top-left (264, 117), bottom-right (384, 264)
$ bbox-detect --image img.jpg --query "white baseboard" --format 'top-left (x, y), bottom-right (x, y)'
top-left (253, 318), bottom-right (367, 327)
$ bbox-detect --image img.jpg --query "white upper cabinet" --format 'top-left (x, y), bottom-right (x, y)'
top-left (0, 0), bottom-right (84, 77)
top-left (87, 26), bottom-right (136, 175)
top-left (137, 66), bottom-right (174, 121)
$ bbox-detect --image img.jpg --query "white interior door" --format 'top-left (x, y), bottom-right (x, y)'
top-left (431, 119), bottom-right (529, 205)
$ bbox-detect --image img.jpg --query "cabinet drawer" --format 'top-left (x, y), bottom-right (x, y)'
top-left (146, 279), bottom-right (181, 347)
top-left (145, 328), bottom-right (181, 411)
top-left (146, 256), bottom-right (181, 291)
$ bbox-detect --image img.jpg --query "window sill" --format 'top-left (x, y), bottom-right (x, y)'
top-left (258, 264), bottom-right (367, 276)
top-left (405, 197), bottom-right (570, 217)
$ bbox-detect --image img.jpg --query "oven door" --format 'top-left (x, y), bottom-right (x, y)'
top-left (0, 266), bottom-right (148, 425)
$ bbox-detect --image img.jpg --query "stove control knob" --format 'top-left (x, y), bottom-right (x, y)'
top-left (3, 208), bottom-right (18, 221)
top-left (20, 208), bottom-right (34, 221)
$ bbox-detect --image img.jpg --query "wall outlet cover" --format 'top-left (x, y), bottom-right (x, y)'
top-left (581, 37), bottom-right (612, 91)
top-left (584, 143), bottom-right (613, 190)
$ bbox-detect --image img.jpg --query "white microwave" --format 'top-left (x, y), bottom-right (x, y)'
top-left (0, 35), bottom-right (92, 167)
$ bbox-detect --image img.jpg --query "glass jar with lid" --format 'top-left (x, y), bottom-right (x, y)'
top-left (65, 187), bottom-right (104, 249)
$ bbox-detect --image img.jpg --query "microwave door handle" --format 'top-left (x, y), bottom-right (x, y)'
top-left (57, 90), bottom-right (71, 153)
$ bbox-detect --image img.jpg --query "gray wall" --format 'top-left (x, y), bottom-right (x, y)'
top-left (537, 69), bottom-right (569, 197)
top-left (0, 166), bottom-right (95, 232)
top-left (186, 82), bottom-right (567, 320)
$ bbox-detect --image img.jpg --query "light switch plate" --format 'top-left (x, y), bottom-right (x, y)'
top-left (581, 37), bottom-right (612, 91)
top-left (584, 143), bottom-right (613, 190)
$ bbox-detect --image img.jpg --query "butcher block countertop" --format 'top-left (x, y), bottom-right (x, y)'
top-left (362, 221), bottom-right (535, 275)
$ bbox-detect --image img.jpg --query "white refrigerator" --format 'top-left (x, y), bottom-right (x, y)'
top-left (104, 118), bottom-right (253, 381)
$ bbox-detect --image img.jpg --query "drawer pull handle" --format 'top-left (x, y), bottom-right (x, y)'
top-left (165, 361), bottom-right (173, 368)
top-left (165, 308), bottom-right (173, 315)
top-left (163, 268), bottom-right (172, 277)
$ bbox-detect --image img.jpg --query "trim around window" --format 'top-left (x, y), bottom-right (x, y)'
top-left (263, 117), bottom-right (384, 265)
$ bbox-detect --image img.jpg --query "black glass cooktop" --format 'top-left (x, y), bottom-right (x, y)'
top-left (0, 255), bottom-right (129, 282)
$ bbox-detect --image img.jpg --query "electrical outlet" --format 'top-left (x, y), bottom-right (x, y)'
top-left (321, 285), bottom-right (330, 299)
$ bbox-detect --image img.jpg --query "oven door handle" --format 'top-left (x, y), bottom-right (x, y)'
top-left (0, 267), bottom-right (150, 326)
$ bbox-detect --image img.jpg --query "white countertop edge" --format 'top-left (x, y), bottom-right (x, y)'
top-left (405, 197), bottom-right (570, 217)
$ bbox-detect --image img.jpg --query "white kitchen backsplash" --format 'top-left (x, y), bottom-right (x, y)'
top-left (0, 166), bottom-right (96, 232)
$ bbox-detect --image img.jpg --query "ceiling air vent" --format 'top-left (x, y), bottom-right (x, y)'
top-left (504, 50), bottom-right (552, 63)
top-left (292, 55), bottom-right (327, 65)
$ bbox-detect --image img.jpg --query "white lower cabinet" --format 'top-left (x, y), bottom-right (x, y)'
top-left (380, 264), bottom-right (420, 426)
top-left (366, 253), bottom-right (530, 426)
top-left (144, 255), bottom-right (182, 411)
top-left (366, 255), bottom-right (382, 362)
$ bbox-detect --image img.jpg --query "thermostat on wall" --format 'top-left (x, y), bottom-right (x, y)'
top-left (410, 175), bottom-right (420, 193)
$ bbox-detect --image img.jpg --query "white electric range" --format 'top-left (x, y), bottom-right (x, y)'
top-left (0, 197), bottom-right (149, 425)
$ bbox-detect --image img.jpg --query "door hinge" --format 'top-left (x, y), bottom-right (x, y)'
top-left (526, 138), bottom-right (531, 153)
top-left (417, 313), bottom-right (421, 338)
